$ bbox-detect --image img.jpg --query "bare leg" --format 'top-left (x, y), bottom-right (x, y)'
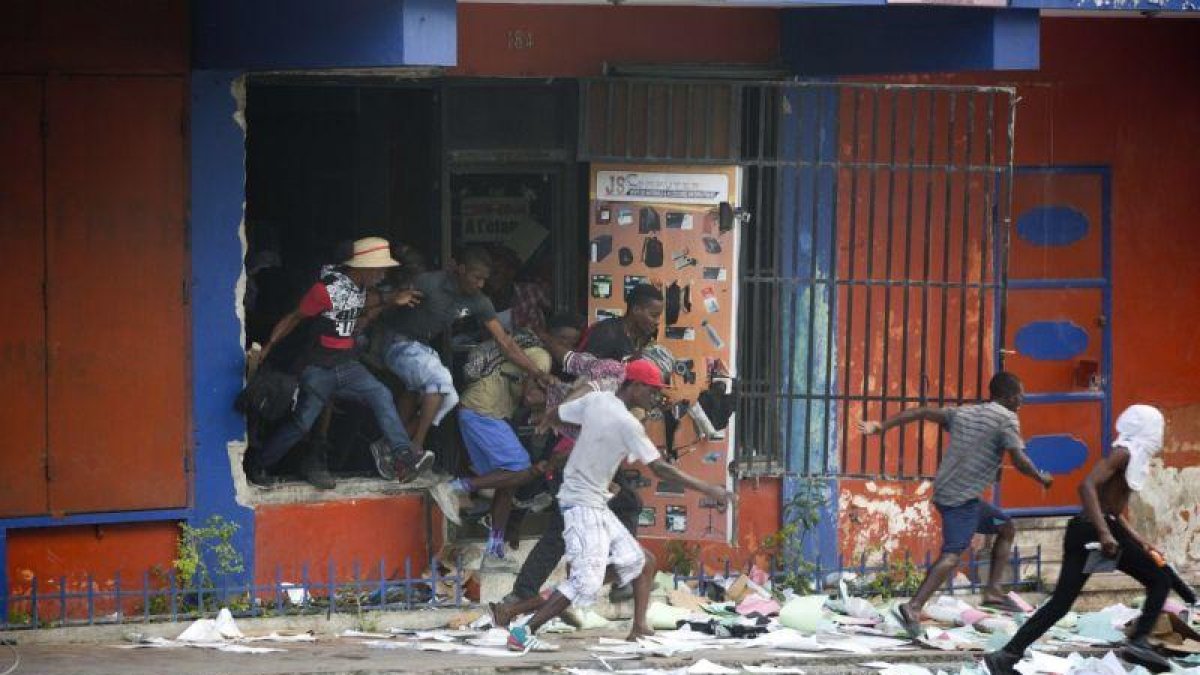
top-left (524, 591), bottom-right (572, 634)
top-left (399, 393), bottom-right (419, 437)
top-left (902, 552), bottom-right (961, 618)
top-left (414, 392), bottom-right (443, 448)
top-left (468, 468), bottom-right (537, 491)
top-left (983, 522), bottom-right (1016, 604)
top-left (627, 547), bottom-right (657, 641)
top-left (490, 594), bottom-right (545, 628)
top-left (491, 488), bottom-right (515, 537)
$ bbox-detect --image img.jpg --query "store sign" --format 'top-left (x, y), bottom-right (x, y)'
top-left (596, 171), bottom-right (729, 205)
top-left (460, 196), bottom-right (547, 262)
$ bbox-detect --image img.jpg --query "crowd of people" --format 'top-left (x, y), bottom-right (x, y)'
top-left (240, 236), bottom-right (1190, 666)
top-left (241, 236), bottom-right (733, 649)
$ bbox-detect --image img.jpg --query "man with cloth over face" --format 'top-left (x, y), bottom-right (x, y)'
top-left (985, 405), bottom-right (1182, 675)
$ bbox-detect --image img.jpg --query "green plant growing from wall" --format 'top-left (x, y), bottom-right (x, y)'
top-left (761, 478), bottom-right (829, 597)
top-left (855, 556), bottom-right (923, 600)
top-left (175, 516), bottom-right (245, 595)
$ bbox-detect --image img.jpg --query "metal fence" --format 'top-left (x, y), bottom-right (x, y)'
top-left (2, 555), bottom-right (466, 631)
top-left (580, 78), bottom-right (1018, 478)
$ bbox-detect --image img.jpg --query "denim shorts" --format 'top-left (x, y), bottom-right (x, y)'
top-left (458, 407), bottom-right (531, 475)
top-left (935, 499), bottom-right (1012, 554)
top-left (383, 337), bottom-right (458, 425)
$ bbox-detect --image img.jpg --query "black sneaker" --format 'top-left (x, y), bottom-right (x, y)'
top-left (983, 650), bottom-right (1021, 675)
top-left (1118, 638), bottom-right (1171, 673)
top-left (302, 446), bottom-right (336, 490)
top-left (397, 448), bottom-right (434, 483)
top-left (246, 462), bottom-right (281, 488)
top-left (370, 439), bottom-right (398, 481)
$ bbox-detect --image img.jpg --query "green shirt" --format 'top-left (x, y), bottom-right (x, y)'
top-left (460, 346), bottom-right (551, 420)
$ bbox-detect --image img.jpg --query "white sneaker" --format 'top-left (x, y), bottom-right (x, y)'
top-left (428, 481), bottom-right (464, 526)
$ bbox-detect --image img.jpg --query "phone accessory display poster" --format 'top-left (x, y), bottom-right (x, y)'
top-left (588, 164), bottom-right (740, 542)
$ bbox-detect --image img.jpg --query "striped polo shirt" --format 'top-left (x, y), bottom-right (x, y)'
top-left (933, 402), bottom-right (1025, 507)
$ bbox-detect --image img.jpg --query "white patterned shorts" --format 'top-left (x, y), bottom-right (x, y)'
top-left (556, 505), bottom-right (645, 607)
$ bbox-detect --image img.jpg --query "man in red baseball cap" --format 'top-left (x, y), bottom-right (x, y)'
top-left (491, 359), bottom-right (735, 651)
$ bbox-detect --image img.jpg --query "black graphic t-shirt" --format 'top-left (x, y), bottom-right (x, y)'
top-left (298, 267), bottom-right (366, 366)
top-left (378, 271), bottom-right (497, 344)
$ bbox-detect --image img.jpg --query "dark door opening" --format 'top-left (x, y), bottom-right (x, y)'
top-left (241, 78), bottom-right (582, 489)
top-left (243, 82), bottom-right (440, 480)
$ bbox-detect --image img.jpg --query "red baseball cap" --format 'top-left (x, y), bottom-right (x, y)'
top-left (624, 359), bottom-right (666, 389)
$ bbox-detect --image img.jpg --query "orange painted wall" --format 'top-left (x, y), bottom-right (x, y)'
top-left (840, 17), bottom-right (1200, 563)
top-left (642, 478), bottom-right (781, 574)
top-left (6, 522), bottom-right (179, 620)
top-left (254, 497), bottom-right (429, 586)
top-left (454, 4), bottom-right (779, 78)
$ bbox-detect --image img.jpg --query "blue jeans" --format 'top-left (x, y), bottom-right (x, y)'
top-left (260, 360), bottom-right (410, 467)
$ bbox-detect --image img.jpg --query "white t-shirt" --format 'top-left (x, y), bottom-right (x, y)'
top-left (556, 391), bottom-right (661, 509)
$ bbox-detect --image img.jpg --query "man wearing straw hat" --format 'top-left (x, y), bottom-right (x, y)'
top-left (252, 237), bottom-right (433, 489)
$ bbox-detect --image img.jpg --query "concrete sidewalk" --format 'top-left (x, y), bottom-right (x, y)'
top-left (0, 628), bottom-right (1016, 675)
top-left (0, 610), bottom-right (1113, 675)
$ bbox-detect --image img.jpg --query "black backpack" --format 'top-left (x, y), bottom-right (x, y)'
top-left (642, 236), bottom-right (664, 268)
top-left (665, 281), bottom-right (682, 325)
top-left (639, 206), bottom-right (661, 233)
top-left (235, 366), bottom-right (299, 422)
top-left (698, 379), bottom-right (736, 431)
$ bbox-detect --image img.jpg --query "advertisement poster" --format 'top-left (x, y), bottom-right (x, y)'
top-left (588, 164), bottom-right (740, 543)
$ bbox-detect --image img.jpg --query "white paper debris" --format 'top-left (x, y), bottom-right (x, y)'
top-left (686, 659), bottom-right (739, 674)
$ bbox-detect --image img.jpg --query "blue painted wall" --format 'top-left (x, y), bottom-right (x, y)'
top-left (191, 70), bottom-right (256, 582)
top-left (777, 85), bottom-right (841, 567)
top-left (782, 7), bottom-right (1039, 76)
top-left (186, 0), bottom-right (458, 580)
top-left (193, 0), bottom-right (455, 70)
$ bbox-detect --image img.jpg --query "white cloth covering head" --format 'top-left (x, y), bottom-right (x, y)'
top-left (1113, 404), bottom-right (1165, 492)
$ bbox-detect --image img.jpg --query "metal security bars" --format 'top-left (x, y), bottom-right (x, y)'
top-left (580, 79), bottom-right (1017, 479)
top-left (738, 83), bottom-right (1016, 478)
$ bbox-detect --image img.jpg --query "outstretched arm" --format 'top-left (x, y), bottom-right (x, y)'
top-left (1008, 446), bottom-right (1053, 488)
top-left (485, 318), bottom-right (556, 387)
top-left (647, 460), bottom-right (735, 507)
top-left (858, 406), bottom-right (951, 436)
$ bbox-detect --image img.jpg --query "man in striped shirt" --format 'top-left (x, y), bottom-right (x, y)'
top-left (858, 371), bottom-right (1053, 636)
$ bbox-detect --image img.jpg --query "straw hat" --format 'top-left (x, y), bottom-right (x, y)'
top-left (346, 237), bottom-right (400, 268)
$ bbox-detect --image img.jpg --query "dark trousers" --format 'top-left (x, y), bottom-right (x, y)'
top-left (261, 361), bottom-right (411, 467)
top-left (511, 488), bottom-right (640, 600)
top-left (1004, 514), bottom-right (1170, 654)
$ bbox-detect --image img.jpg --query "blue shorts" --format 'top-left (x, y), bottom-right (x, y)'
top-left (458, 407), bottom-right (531, 475)
top-left (935, 499), bottom-right (1013, 554)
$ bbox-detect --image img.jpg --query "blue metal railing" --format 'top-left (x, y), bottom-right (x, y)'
top-left (669, 545), bottom-right (1044, 599)
top-left (2, 555), bottom-right (466, 630)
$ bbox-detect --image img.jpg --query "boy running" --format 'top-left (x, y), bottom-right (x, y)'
top-left (858, 372), bottom-right (1053, 635)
